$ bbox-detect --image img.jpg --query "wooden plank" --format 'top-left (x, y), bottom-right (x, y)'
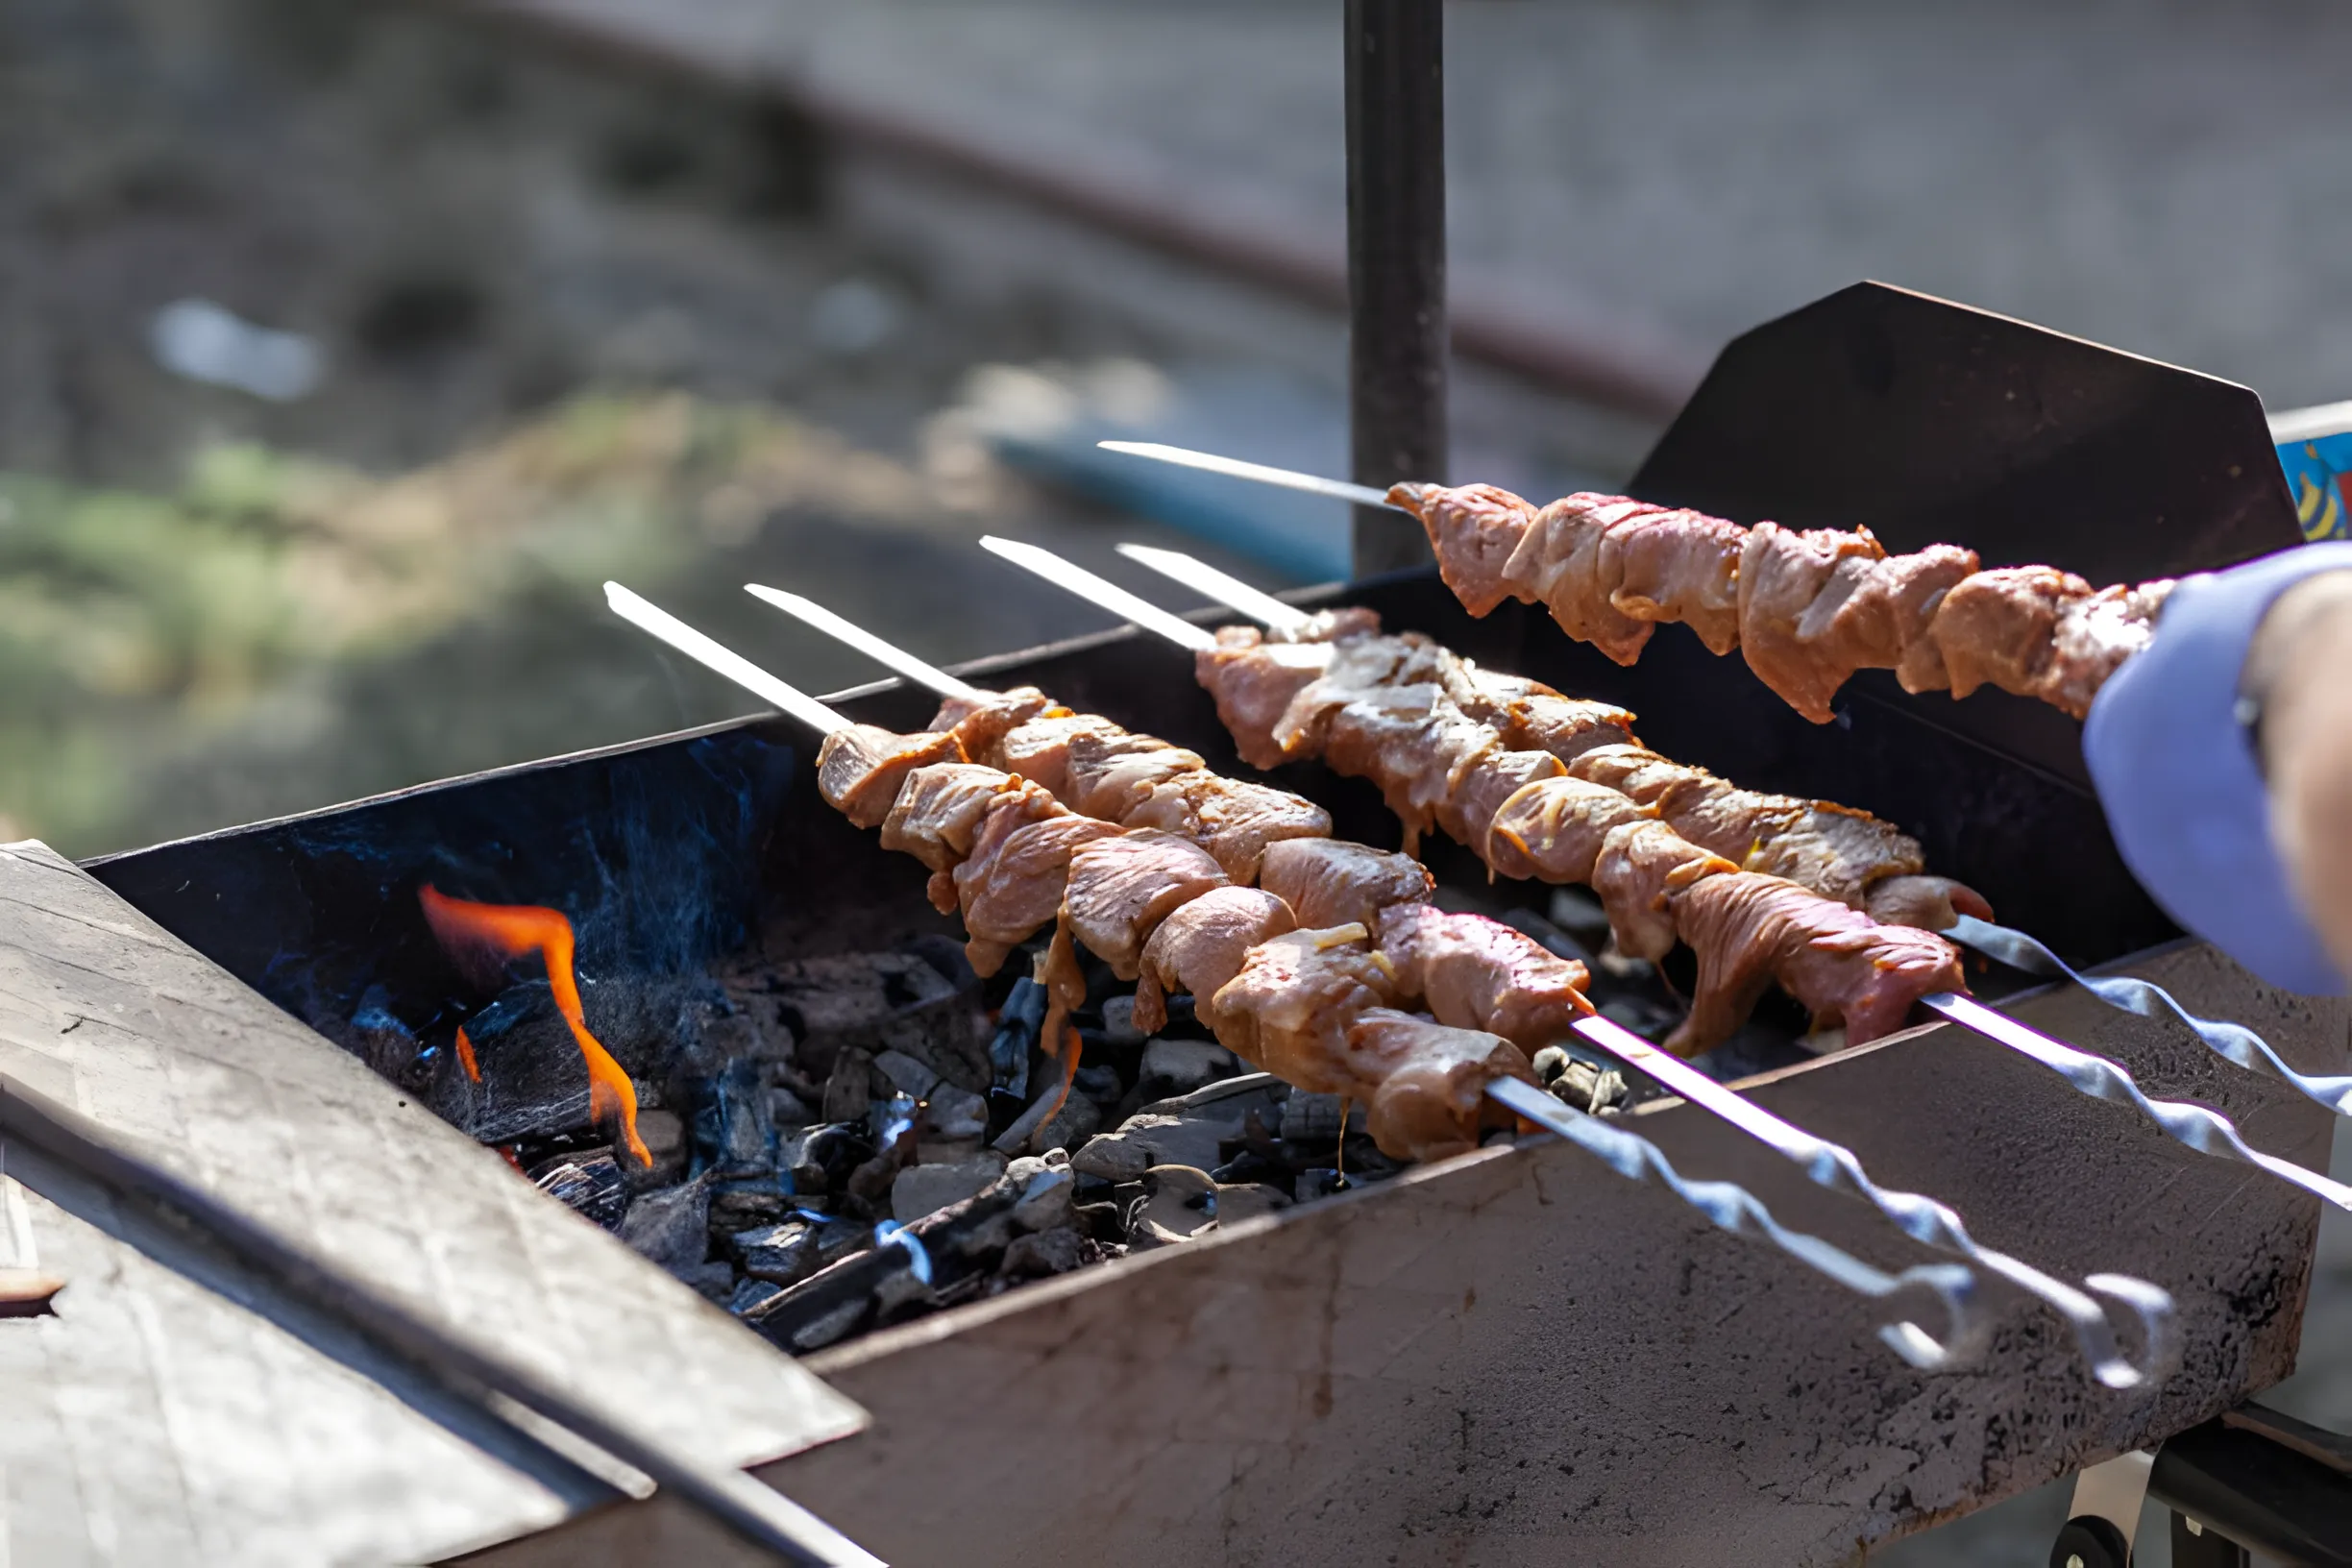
top-left (0, 841), bottom-right (867, 1565)
top-left (467, 940), bottom-right (2342, 1567)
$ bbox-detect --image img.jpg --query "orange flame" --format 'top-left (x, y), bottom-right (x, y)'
top-left (453, 1026), bottom-right (482, 1084)
top-left (420, 886), bottom-right (650, 1165)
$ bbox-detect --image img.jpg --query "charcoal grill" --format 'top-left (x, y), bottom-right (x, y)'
top-left (43, 282), bottom-right (2340, 1565)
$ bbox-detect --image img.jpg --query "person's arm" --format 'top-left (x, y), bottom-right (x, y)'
top-left (2243, 569), bottom-right (2352, 982)
top-left (2083, 543), bottom-right (2352, 996)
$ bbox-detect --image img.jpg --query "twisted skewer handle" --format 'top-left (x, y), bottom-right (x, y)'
top-left (1924, 992), bottom-right (2352, 1212)
top-left (1951, 916), bottom-right (2352, 1117)
top-left (1570, 1016), bottom-right (2175, 1389)
top-left (1487, 1077), bottom-right (1985, 1370)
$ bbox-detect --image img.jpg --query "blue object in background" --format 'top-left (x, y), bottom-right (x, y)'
top-left (2271, 400), bottom-right (2352, 542)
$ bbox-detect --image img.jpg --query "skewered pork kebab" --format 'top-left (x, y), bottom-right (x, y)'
top-left (1036, 543), bottom-right (2352, 1221)
top-left (748, 584), bottom-right (2182, 1389)
top-left (603, 582), bottom-right (1986, 1367)
top-left (1094, 440), bottom-right (2172, 724)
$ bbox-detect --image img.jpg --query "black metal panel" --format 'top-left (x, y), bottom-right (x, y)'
top-left (1345, 0), bottom-right (1446, 577)
top-left (1630, 282), bottom-right (2304, 784)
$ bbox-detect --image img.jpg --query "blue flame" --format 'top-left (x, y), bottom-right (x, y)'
top-left (873, 1219), bottom-right (935, 1286)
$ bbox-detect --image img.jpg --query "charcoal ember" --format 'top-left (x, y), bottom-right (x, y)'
top-left (822, 1047), bottom-right (873, 1124)
top-left (1070, 1077), bottom-right (1283, 1183)
top-left (451, 975), bottom-right (708, 1143)
top-left (1137, 1038), bottom-right (1239, 1099)
top-left (999, 1226), bottom-right (1087, 1281)
top-left (891, 1152), bottom-right (1008, 1223)
top-left (682, 1261), bottom-right (736, 1301)
top-left (1280, 1092), bottom-right (1366, 1148)
top-left (729, 1278), bottom-right (784, 1316)
top-left (1530, 1045), bottom-right (1628, 1115)
top-left (619, 1177), bottom-right (710, 1275)
top-left (987, 977), bottom-right (1046, 1117)
top-left (1005, 1153), bottom-right (1075, 1233)
top-left (1097, 994), bottom-right (1146, 1045)
top-left (709, 1183), bottom-right (791, 1229)
top-left (767, 1084), bottom-right (816, 1129)
top-left (1547, 887), bottom-right (1614, 949)
top-left (784, 1122), bottom-right (873, 1193)
top-left (1209, 1149), bottom-right (1289, 1191)
top-left (635, 1108), bottom-right (689, 1179)
top-left (763, 952), bottom-right (989, 1092)
top-left (1028, 1088), bottom-right (1101, 1158)
top-left (745, 1174), bottom-right (1023, 1354)
top-left (1070, 1063), bottom-right (1122, 1103)
top-left (872, 1049), bottom-right (941, 1100)
top-left (701, 1060), bottom-right (775, 1176)
top-left (527, 1150), bottom-right (625, 1231)
top-left (710, 984), bottom-right (800, 1064)
top-left (1130, 1165), bottom-right (1219, 1249)
top-left (1074, 1201), bottom-right (1126, 1245)
top-left (922, 1084), bottom-right (989, 1142)
top-left (729, 1218), bottom-right (824, 1285)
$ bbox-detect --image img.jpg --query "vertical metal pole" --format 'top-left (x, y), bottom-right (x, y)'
top-left (1345, 0), bottom-right (1446, 577)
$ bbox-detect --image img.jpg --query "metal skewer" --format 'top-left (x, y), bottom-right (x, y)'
top-left (747, 584), bottom-right (990, 703)
top-left (1095, 440), bottom-right (1406, 513)
top-left (611, 580), bottom-right (1983, 1369)
top-left (1017, 536), bottom-right (2352, 1219)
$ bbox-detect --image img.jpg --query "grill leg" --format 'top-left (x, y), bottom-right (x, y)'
top-left (1343, 0), bottom-right (1445, 577)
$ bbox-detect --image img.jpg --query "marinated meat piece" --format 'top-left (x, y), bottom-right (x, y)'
top-left (880, 763), bottom-right (1032, 872)
top-left (1194, 629), bottom-right (1335, 769)
top-left (1778, 544), bottom-right (1981, 710)
top-left (1062, 730), bottom-right (1209, 822)
top-left (983, 712), bottom-right (1133, 798)
top-left (815, 725), bottom-right (966, 828)
top-left (1669, 872), bottom-right (1967, 1054)
top-left (1270, 634), bottom-right (1447, 761)
top-left (2036, 579), bottom-right (2176, 719)
top-left (1862, 873), bottom-right (1996, 932)
top-left (1604, 506), bottom-right (1748, 654)
top-left (1502, 493), bottom-right (1660, 665)
top-left (929, 686), bottom-right (1060, 756)
top-left (1916, 565), bottom-right (2087, 706)
top-left (1375, 905), bottom-right (1591, 1053)
top-left (1259, 838), bottom-right (1433, 931)
top-left (1062, 829), bottom-right (1229, 980)
top-left (1134, 886), bottom-right (1298, 1034)
top-left (1736, 523), bottom-right (1889, 723)
top-left (1119, 772), bottom-right (1333, 883)
top-left (1288, 605), bottom-right (1385, 644)
top-left (1485, 776), bottom-right (1654, 883)
top-left (1439, 747), bottom-right (1567, 848)
top-left (1592, 820), bottom-right (1738, 962)
top-left (1392, 481), bottom-right (1540, 617)
top-left (1498, 692), bottom-right (1641, 763)
top-left (1210, 926), bottom-right (1399, 1095)
top-left (1320, 687), bottom-right (1494, 854)
top-left (1342, 1009), bottom-right (1537, 1163)
top-left (951, 805), bottom-right (1119, 976)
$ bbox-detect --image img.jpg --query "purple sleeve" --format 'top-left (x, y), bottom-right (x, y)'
top-left (2082, 542), bottom-right (2352, 996)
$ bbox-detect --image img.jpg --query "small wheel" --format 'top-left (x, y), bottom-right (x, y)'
top-left (2048, 1514), bottom-right (2131, 1568)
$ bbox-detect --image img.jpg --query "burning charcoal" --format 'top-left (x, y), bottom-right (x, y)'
top-left (729, 1278), bottom-right (785, 1316)
top-left (1138, 1038), bottom-right (1239, 1099)
top-left (1070, 1064), bottom-right (1123, 1104)
top-left (1067, 1079), bottom-right (1280, 1183)
top-left (453, 983), bottom-right (597, 1142)
top-left (1098, 994), bottom-right (1146, 1045)
top-left (1074, 1201), bottom-right (1126, 1246)
top-left (1130, 1165), bottom-right (1219, 1249)
top-left (729, 1219), bottom-right (823, 1285)
top-left (635, 1108), bottom-right (689, 1177)
top-left (1027, 1091), bottom-right (1101, 1159)
top-left (682, 1261), bottom-right (736, 1301)
top-left (527, 1150), bottom-right (625, 1231)
top-left (999, 1226), bottom-right (1088, 1281)
top-left (1547, 887), bottom-right (1614, 949)
top-left (1295, 1169), bottom-right (1350, 1202)
top-left (891, 1152), bottom-right (1009, 1223)
top-left (987, 978), bottom-right (1046, 1116)
top-left (922, 1084), bottom-right (989, 1143)
top-left (619, 1177), bottom-right (711, 1274)
top-left (709, 1182), bottom-right (791, 1229)
top-left (1209, 1149), bottom-right (1289, 1190)
top-left (1531, 1046), bottom-right (1629, 1115)
top-left (746, 1174), bottom-right (1024, 1354)
top-left (767, 1084), bottom-right (815, 1129)
top-left (698, 1060), bottom-right (774, 1178)
top-left (1005, 1153), bottom-right (1076, 1233)
top-left (768, 952), bottom-right (988, 1091)
top-left (872, 1049), bottom-right (941, 1100)
top-left (784, 1122), bottom-right (873, 1193)
top-left (822, 1047), bottom-right (874, 1124)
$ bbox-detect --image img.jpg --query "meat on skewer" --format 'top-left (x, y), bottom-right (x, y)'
top-left (1193, 622), bottom-right (1972, 1054)
top-left (818, 732), bottom-right (1556, 1160)
top-left (1396, 481), bottom-right (2176, 723)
